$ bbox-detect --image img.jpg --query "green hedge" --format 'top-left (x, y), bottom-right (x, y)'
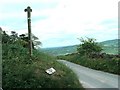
top-left (57, 54), bottom-right (120, 75)
top-left (3, 44), bottom-right (83, 89)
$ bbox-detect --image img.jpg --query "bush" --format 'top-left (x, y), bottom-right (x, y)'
top-left (3, 43), bottom-right (83, 89)
top-left (57, 53), bottom-right (120, 75)
top-left (2, 30), bottom-right (83, 89)
top-left (77, 37), bottom-right (102, 57)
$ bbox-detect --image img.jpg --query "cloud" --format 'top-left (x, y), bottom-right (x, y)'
top-left (0, 0), bottom-right (119, 48)
top-left (0, 0), bottom-right (57, 5)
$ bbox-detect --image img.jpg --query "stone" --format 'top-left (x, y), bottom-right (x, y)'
top-left (46, 68), bottom-right (56, 75)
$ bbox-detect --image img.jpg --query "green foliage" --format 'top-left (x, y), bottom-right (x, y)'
top-left (57, 38), bottom-right (119, 75)
top-left (2, 31), bottom-right (10, 44)
top-left (19, 33), bottom-right (42, 49)
top-left (42, 39), bottom-right (118, 56)
top-left (2, 30), bottom-right (42, 49)
top-left (58, 53), bottom-right (120, 75)
top-left (3, 46), bottom-right (82, 88)
top-left (2, 30), bottom-right (83, 89)
top-left (77, 37), bottom-right (103, 57)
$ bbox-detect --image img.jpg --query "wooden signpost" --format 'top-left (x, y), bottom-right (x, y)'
top-left (24, 6), bottom-right (32, 57)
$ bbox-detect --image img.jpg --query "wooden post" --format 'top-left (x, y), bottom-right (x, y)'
top-left (24, 6), bottom-right (32, 57)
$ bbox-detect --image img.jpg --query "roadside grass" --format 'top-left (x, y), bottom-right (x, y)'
top-left (2, 44), bottom-right (84, 89)
top-left (57, 53), bottom-right (120, 75)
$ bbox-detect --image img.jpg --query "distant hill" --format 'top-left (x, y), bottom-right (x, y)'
top-left (100, 39), bottom-right (118, 46)
top-left (41, 39), bottom-right (119, 56)
top-left (100, 39), bottom-right (118, 55)
top-left (40, 45), bottom-right (78, 56)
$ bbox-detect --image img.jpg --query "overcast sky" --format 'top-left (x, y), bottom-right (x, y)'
top-left (0, 0), bottom-right (119, 48)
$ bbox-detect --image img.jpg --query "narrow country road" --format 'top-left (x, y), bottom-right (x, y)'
top-left (58, 60), bottom-right (119, 89)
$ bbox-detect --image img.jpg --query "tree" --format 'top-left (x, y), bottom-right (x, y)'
top-left (31, 33), bottom-right (42, 49)
top-left (2, 31), bottom-right (10, 44)
top-left (10, 31), bottom-right (18, 43)
top-left (77, 37), bottom-right (103, 57)
top-left (19, 33), bottom-right (42, 49)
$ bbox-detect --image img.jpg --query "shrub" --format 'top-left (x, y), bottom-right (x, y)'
top-left (57, 53), bottom-right (120, 75)
top-left (77, 37), bottom-right (102, 57)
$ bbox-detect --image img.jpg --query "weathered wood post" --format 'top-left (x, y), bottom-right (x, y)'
top-left (24, 6), bottom-right (32, 57)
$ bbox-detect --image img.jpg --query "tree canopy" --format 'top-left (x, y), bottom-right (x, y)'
top-left (2, 29), bottom-right (42, 49)
top-left (77, 37), bottom-right (103, 57)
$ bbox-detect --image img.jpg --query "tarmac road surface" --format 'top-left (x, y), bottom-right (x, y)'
top-left (58, 60), bottom-right (119, 89)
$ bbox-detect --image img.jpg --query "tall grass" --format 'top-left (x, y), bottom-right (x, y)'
top-left (2, 43), bottom-right (83, 89)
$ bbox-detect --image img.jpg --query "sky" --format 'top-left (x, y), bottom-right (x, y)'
top-left (0, 0), bottom-right (119, 48)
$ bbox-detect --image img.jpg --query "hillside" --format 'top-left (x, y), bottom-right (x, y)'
top-left (100, 39), bottom-right (118, 54)
top-left (2, 30), bottom-right (83, 88)
top-left (100, 39), bottom-right (118, 46)
top-left (41, 45), bottom-right (78, 56)
top-left (57, 38), bottom-right (120, 75)
top-left (41, 39), bottom-right (119, 56)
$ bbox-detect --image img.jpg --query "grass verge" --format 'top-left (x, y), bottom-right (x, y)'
top-left (57, 53), bottom-right (120, 75)
top-left (2, 44), bottom-right (84, 89)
